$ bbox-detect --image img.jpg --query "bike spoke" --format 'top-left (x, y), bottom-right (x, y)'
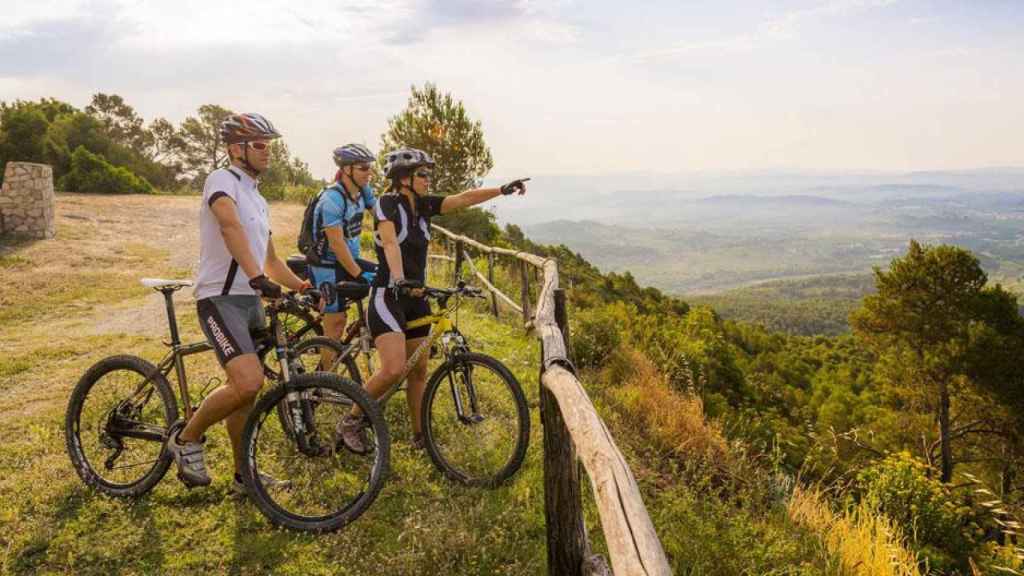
top-left (248, 380), bottom-right (386, 528)
top-left (426, 358), bottom-right (526, 486)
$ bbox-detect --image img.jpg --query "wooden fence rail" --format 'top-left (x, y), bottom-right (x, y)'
top-left (431, 225), bottom-right (672, 576)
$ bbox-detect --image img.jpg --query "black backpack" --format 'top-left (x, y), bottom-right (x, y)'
top-left (297, 184), bottom-right (346, 266)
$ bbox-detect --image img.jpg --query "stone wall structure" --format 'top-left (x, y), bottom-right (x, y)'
top-left (0, 162), bottom-right (55, 239)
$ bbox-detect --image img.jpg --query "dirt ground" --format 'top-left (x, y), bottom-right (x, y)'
top-left (0, 192), bottom-right (305, 418)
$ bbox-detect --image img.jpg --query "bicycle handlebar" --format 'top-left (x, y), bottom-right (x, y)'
top-left (422, 283), bottom-right (486, 300)
top-left (267, 289), bottom-right (322, 311)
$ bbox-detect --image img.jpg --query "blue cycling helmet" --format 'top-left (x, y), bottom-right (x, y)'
top-left (333, 143), bottom-right (375, 167)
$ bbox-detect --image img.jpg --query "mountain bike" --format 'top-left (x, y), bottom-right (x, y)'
top-left (294, 281), bottom-right (531, 488)
top-left (65, 278), bottom-right (389, 533)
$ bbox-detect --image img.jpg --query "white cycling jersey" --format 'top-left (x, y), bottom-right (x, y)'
top-left (194, 166), bottom-right (271, 300)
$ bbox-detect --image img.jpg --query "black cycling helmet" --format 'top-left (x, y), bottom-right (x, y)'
top-left (383, 148), bottom-right (434, 179)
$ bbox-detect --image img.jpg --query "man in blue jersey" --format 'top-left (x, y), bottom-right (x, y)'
top-left (307, 144), bottom-right (378, 351)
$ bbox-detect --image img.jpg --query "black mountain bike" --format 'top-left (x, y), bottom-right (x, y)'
top-left (65, 279), bottom-right (389, 532)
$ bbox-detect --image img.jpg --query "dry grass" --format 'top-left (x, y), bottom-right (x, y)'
top-left (603, 347), bottom-right (731, 466)
top-left (788, 486), bottom-right (922, 576)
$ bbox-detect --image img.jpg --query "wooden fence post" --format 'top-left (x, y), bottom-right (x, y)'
top-left (453, 239), bottom-right (465, 284)
top-left (541, 288), bottom-right (588, 576)
top-left (520, 260), bottom-right (531, 323)
top-left (488, 252), bottom-right (499, 317)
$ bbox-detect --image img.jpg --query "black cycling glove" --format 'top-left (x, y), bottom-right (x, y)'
top-left (500, 178), bottom-right (530, 196)
top-left (392, 278), bottom-right (424, 298)
top-left (248, 274), bottom-right (282, 299)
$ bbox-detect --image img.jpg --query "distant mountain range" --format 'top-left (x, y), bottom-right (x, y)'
top-left (513, 171), bottom-right (1024, 295)
top-left (482, 167), bottom-right (1024, 227)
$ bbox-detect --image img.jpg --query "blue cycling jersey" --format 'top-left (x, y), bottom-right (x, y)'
top-left (312, 183), bottom-right (376, 265)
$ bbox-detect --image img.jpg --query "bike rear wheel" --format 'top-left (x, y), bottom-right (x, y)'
top-left (65, 355), bottom-right (179, 497)
top-left (290, 336), bottom-right (364, 383)
top-left (421, 352), bottom-right (529, 488)
top-left (242, 372), bottom-right (389, 532)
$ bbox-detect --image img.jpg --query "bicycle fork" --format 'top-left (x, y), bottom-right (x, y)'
top-left (447, 361), bottom-right (484, 425)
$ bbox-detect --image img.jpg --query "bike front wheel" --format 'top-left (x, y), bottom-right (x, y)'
top-left (276, 337), bottom-right (365, 453)
top-left (421, 352), bottom-right (530, 488)
top-left (65, 355), bottom-right (179, 497)
top-left (242, 372), bottom-right (389, 532)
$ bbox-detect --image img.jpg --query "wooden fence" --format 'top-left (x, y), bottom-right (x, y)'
top-left (430, 225), bottom-right (672, 576)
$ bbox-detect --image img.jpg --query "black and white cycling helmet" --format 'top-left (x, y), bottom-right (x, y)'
top-left (333, 143), bottom-right (375, 167)
top-left (219, 113), bottom-right (281, 145)
top-left (383, 147), bottom-right (434, 178)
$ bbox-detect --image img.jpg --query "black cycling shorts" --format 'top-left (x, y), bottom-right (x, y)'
top-left (367, 286), bottom-right (432, 340)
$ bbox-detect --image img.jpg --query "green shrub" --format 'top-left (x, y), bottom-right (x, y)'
top-left (570, 305), bottom-right (622, 369)
top-left (58, 146), bottom-right (153, 194)
top-left (855, 452), bottom-right (978, 573)
top-left (282, 183), bottom-right (319, 203)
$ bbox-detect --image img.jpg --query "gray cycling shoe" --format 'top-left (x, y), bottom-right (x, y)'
top-left (165, 427), bottom-right (211, 487)
top-left (335, 414), bottom-right (371, 455)
top-left (232, 472), bottom-right (292, 497)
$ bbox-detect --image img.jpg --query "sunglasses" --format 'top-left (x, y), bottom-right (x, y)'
top-left (414, 171), bottom-right (432, 179)
top-left (245, 141), bottom-right (270, 151)
top-left (353, 164), bottom-right (372, 172)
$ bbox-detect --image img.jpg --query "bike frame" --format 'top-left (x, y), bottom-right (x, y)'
top-left (376, 310), bottom-right (456, 407)
top-left (114, 288), bottom-right (297, 442)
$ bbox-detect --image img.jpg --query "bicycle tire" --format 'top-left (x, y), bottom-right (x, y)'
top-left (421, 352), bottom-right (529, 488)
top-left (65, 355), bottom-right (179, 497)
top-left (242, 372), bottom-right (389, 532)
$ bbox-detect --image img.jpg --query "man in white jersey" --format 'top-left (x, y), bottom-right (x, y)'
top-left (166, 113), bottom-right (310, 492)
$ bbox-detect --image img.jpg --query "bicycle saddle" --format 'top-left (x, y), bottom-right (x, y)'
top-left (140, 278), bottom-right (193, 290)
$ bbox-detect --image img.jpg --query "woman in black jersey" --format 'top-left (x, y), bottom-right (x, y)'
top-left (337, 148), bottom-right (527, 453)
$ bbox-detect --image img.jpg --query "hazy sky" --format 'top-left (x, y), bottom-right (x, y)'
top-left (1, 0), bottom-right (1022, 180)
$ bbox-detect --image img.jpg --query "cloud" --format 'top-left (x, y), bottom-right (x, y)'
top-left (610, 0), bottom-right (900, 64)
top-left (619, 35), bottom-right (756, 63)
top-left (385, 0), bottom-right (578, 45)
top-left (760, 0), bottom-right (900, 38)
top-left (0, 12), bottom-right (135, 79)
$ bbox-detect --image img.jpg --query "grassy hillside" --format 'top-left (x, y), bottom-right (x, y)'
top-left (2, 194), bottom-right (972, 575)
top-left (0, 195), bottom-right (554, 575)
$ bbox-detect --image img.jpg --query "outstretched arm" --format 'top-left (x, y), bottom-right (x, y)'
top-left (439, 178), bottom-right (528, 214)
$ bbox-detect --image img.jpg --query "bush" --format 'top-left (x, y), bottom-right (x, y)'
top-left (283, 183), bottom-right (320, 203)
top-left (570, 305), bottom-right (623, 369)
top-left (58, 146), bottom-right (153, 194)
top-left (854, 452), bottom-right (979, 573)
top-left (0, 107), bottom-right (49, 186)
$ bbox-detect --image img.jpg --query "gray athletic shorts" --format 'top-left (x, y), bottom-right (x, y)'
top-left (196, 295), bottom-right (266, 366)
